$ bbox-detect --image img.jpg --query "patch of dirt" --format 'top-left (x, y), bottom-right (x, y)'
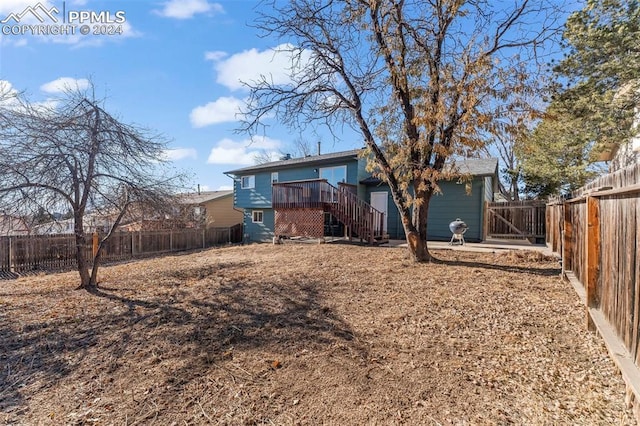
top-left (0, 244), bottom-right (635, 425)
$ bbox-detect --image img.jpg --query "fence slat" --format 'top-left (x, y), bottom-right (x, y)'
top-left (0, 224), bottom-right (243, 277)
top-left (549, 162), bottom-right (640, 378)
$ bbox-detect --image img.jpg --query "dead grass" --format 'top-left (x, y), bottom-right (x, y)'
top-left (0, 243), bottom-right (635, 425)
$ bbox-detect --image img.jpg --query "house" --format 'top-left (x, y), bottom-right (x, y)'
top-left (0, 215), bottom-right (29, 236)
top-left (225, 150), bottom-right (498, 243)
top-left (597, 82), bottom-right (640, 170)
top-left (176, 190), bottom-right (243, 228)
top-left (31, 213), bottom-right (114, 235)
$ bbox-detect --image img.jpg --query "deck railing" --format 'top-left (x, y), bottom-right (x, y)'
top-left (272, 179), bottom-right (385, 243)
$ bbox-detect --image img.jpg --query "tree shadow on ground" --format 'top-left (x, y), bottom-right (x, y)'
top-left (432, 256), bottom-right (561, 277)
top-left (0, 259), bottom-right (365, 421)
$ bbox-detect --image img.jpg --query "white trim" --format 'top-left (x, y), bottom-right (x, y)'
top-left (370, 191), bottom-right (388, 233)
top-left (252, 210), bottom-right (263, 223)
top-left (241, 175), bottom-right (255, 189)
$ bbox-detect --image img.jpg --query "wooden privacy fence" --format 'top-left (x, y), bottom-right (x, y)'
top-left (0, 224), bottom-right (243, 276)
top-left (484, 200), bottom-right (546, 243)
top-left (547, 162), bottom-right (640, 414)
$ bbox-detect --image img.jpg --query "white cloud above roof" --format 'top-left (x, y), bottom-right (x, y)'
top-left (211, 43), bottom-right (311, 92)
top-left (189, 96), bottom-right (244, 128)
top-left (40, 77), bottom-right (89, 94)
top-left (207, 136), bottom-right (282, 165)
top-left (162, 148), bottom-right (197, 161)
top-left (155, 0), bottom-right (223, 19)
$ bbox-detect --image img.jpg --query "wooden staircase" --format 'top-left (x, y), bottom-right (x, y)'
top-left (272, 179), bottom-right (387, 244)
top-left (325, 184), bottom-right (387, 244)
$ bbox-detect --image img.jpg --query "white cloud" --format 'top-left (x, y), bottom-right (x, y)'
top-left (204, 50), bottom-right (226, 61)
top-left (162, 148), bottom-right (197, 161)
top-left (248, 135), bottom-right (282, 150)
top-left (155, 0), bottom-right (223, 19)
top-left (1, 12), bottom-right (141, 48)
top-left (190, 96), bottom-right (245, 127)
top-left (206, 137), bottom-right (282, 165)
top-left (217, 185), bottom-right (232, 190)
top-left (40, 77), bottom-right (90, 94)
top-left (212, 43), bottom-right (311, 92)
top-left (0, 80), bottom-right (61, 112)
top-left (0, 80), bottom-right (17, 98)
top-left (0, 80), bottom-right (20, 108)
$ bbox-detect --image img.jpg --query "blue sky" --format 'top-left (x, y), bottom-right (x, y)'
top-left (0, 0), bottom-right (360, 192)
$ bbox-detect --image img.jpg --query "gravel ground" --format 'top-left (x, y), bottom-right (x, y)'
top-left (0, 243), bottom-right (635, 425)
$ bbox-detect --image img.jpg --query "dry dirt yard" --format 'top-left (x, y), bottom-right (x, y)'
top-left (0, 243), bottom-right (636, 425)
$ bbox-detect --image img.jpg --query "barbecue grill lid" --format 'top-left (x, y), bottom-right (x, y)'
top-left (449, 218), bottom-right (468, 234)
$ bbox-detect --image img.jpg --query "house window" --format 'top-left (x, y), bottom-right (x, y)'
top-left (252, 210), bottom-right (263, 223)
top-left (320, 165), bottom-right (347, 187)
top-left (271, 172), bottom-right (279, 183)
top-left (241, 175), bottom-right (255, 189)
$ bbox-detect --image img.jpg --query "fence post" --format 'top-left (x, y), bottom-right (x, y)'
top-left (562, 203), bottom-right (573, 275)
top-left (92, 232), bottom-right (99, 258)
top-left (586, 196), bottom-right (601, 331)
top-left (202, 228), bottom-right (206, 249)
top-left (8, 236), bottom-right (13, 273)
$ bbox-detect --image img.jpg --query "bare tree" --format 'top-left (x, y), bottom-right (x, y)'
top-left (240, 0), bottom-right (560, 261)
top-left (0, 86), bottom-right (186, 291)
top-left (252, 135), bottom-right (321, 164)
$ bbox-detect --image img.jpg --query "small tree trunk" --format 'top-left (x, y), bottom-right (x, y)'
top-left (73, 216), bottom-right (97, 292)
top-left (87, 248), bottom-right (103, 290)
top-left (75, 233), bottom-right (93, 290)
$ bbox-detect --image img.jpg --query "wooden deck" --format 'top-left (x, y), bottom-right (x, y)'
top-left (272, 179), bottom-right (386, 244)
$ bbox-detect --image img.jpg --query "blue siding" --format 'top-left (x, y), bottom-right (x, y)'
top-left (234, 172), bottom-right (273, 209)
top-left (233, 158), bottom-right (360, 209)
top-left (231, 154), bottom-right (494, 243)
top-left (368, 177), bottom-right (486, 242)
top-left (428, 179), bottom-right (484, 242)
top-left (243, 209), bottom-right (275, 242)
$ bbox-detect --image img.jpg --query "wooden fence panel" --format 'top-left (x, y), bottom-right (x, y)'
top-left (485, 201), bottom-right (546, 241)
top-left (545, 202), bottom-right (563, 255)
top-left (0, 224), bottom-right (243, 277)
top-left (0, 237), bottom-right (9, 272)
top-left (551, 161), bottom-right (640, 372)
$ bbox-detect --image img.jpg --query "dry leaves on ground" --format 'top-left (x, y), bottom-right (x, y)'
top-left (0, 243), bottom-right (635, 425)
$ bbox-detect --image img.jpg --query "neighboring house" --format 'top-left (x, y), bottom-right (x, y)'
top-left (31, 214), bottom-right (114, 235)
top-left (597, 83), bottom-right (640, 170)
top-left (0, 215), bottom-right (29, 236)
top-left (176, 190), bottom-right (243, 228)
top-left (225, 150), bottom-right (498, 243)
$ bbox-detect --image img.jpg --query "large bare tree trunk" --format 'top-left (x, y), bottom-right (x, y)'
top-left (400, 195), bottom-right (432, 262)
